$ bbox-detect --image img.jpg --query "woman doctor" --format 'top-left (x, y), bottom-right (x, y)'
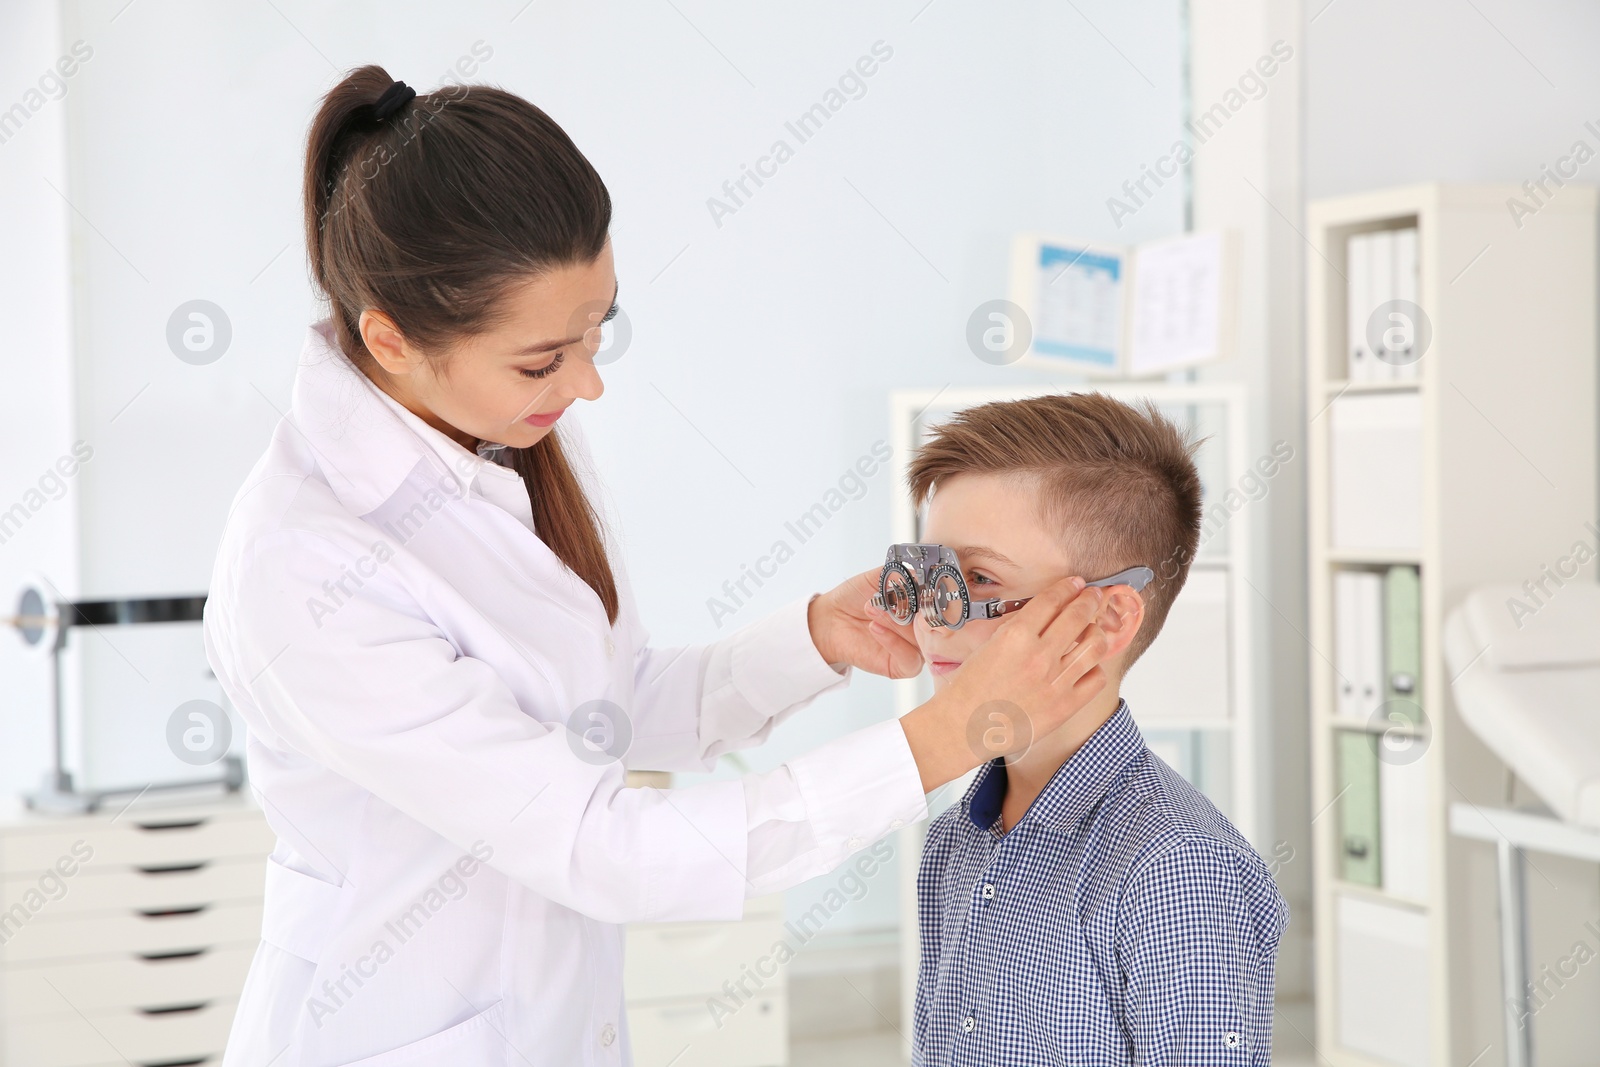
top-left (203, 68), bottom-right (1113, 1066)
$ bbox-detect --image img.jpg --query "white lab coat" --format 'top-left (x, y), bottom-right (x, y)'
top-left (202, 321), bottom-right (927, 1066)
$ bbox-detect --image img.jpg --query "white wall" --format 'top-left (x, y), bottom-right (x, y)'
top-left (0, 4), bottom-right (81, 799)
top-left (21, 0), bottom-right (1187, 935)
top-left (1305, 0), bottom-right (1600, 198)
top-left (1189, 0), bottom-right (1310, 1002)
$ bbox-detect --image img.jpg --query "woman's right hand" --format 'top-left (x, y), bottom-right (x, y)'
top-left (898, 575), bottom-right (1110, 793)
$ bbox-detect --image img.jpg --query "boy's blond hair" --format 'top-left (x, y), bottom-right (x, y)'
top-left (907, 392), bottom-right (1204, 668)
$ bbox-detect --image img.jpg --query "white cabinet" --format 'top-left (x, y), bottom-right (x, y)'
top-left (626, 894), bottom-right (788, 1067)
top-left (0, 796), bottom-right (271, 1067)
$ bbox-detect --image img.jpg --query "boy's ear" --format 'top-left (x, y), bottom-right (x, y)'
top-left (1095, 585), bottom-right (1146, 661)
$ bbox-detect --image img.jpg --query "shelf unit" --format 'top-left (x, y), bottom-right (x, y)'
top-left (1306, 184), bottom-right (1599, 1067)
top-left (886, 381), bottom-right (1263, 1048)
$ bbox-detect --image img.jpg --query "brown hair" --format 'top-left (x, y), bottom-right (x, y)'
top-left (907, 392), bottom-right (1204, 667)
top-left (302, 65), bottom-right (618, 624)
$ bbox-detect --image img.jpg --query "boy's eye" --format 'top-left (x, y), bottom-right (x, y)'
top-left (968, 571), bottom-right (997, 586)
top-left (520, 351), bottom-right (565, 379)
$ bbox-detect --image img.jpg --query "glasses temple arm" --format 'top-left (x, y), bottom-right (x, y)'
top-left (978, 565), bottom-right (1155, 620)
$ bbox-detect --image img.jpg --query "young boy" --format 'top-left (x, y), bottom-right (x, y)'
top-left (908, 393), bottom-right (1288, 1066)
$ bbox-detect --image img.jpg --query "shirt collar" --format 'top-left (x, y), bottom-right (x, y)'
top-left (290, 319), bottom-right (503, 517)
top-left (966, 699), bottom-right (1144, 836)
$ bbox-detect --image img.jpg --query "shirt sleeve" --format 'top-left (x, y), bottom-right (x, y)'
top-left (741, 716), bottom-right (927, 896)
top-left (624, 592), bottom-right (862, 771)
top-left (218, 523), bottom-right (927, 921)
top-left (622, 582), bottom-right (929, 896)
top-left (1115, 837), bottom-right (1288, 1066)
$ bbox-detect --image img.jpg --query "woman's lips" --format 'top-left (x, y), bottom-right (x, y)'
top-left (524, 406), bottom-right (567, 428)
top-left (929, 657), bottom-right (961, 676)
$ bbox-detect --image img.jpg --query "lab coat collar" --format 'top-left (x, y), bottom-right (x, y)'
top-left (291, 319), bottom-right (496, 518)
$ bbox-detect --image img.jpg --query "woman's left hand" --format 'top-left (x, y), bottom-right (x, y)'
top-left (807, 567), bottom-right (925, 679)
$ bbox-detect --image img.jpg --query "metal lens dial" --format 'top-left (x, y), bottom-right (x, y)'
top-left (877, 562), bottom-right (918, 625)
top-left (922, 563), bottom-right (970, 629)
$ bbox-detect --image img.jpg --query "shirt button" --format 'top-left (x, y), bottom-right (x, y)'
top-left (961, 1015), bottom-right (976, 1034)
top-left (1224, 1031), bottom-right (1242, 1049)
top-left (600, 1022), bottom-right (616, 1047)
top-left (981, 882), bottom-right (995, 900)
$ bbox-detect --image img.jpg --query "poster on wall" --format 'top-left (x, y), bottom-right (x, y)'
top-left (1007, 229), bottom-right (1239, 377)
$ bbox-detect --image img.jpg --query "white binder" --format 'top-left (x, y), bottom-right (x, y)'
top-left (1335, 571), bottom-right (1361, 721)
top-left (1346, 233), bottom-right (1372, 381)
top-left (1394, 227), bottom-right (1420, 380)
top-left (1355, 570), bottom-right (1384, 721)
top-left (1368, 230), bottom-right (1396, 382)
top-left (1379, 752), bottom-right (1431, 901)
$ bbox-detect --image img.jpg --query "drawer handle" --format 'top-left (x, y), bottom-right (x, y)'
top-left (134, 818), bottom-right (208, 832)
top-left (138, 862), bottom-right (209, 875)
top-left (138, 905), bottom-right (209, 919)
top-left (138, 948), bottom-right (210, 962)
top-left (137, 1058), bottom-right (211, 1067)
top-left (140, 1000), bottom-right (210, 1016)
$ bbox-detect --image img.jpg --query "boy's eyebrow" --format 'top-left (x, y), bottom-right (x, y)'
top-left (953, 544), bottom-right (1019, 569)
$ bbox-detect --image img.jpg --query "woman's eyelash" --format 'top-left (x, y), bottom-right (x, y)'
top-left (521, 351), bottom-right (565, 379)
top-left (600, 302), bottom-right (620, 325)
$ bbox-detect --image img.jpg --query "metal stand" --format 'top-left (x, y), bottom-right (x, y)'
top-left (1450, 803), bottom-right (1600, 1067)
top-left (8, 584), bottom-right (246, 815)
top-left (1496, 837), bottom-right (1532, 1067)
top-left (25, 756), bottom-right (246, 815)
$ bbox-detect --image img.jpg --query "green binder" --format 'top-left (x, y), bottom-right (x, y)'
top-left (1337, 730), bottom-right (1382, 886)
top-left (1384, 565), bottom-right (1423, 727)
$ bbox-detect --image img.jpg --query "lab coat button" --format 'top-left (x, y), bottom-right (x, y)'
top-left (890, 819), bottom-right (904, 830)
top-left (847, 836), bottom-right (865, 850)
top-left (600, 1022), bottom-right (616, 1047)
top-left (605, 638), bottom-right (616, 658)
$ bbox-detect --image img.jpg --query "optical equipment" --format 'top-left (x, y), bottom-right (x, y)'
top-left (6, 578), bottom-right (244, 814)
top-left (870, 543), bottom-right (1155, 631)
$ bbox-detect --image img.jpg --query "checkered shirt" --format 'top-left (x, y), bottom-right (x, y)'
top-left (914, 701), bottom-right (1289, 1066)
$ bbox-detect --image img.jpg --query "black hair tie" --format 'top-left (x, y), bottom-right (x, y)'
top-left (372, 79), bottom-right (416, 121)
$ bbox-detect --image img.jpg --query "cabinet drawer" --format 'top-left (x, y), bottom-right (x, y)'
top-left (5, 997), bottom-right (235, 1067)
top-left (1, 858), bottom-right (264, 915)
top-left (628, 991), bottom-right (786, 1067)
top-left (2, 944), bottom-right (256, 1019)
top-left (0, 901), bottom-right (261, 965)
top-left (625, 919), bottom-right (786, 1002)
top-left (1, 810), bottom-right (273, 873)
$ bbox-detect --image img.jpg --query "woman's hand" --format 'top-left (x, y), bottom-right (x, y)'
top-left (899, 575), bottom-right (1109, 793)
top-left (807, 567), bottom-right (925, 679)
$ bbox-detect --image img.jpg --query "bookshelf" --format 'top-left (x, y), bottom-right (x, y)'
top-left (886, 381), bottom-right (1262, 1049)
top-left (1305, 184), bottom-right (1599, 1067)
